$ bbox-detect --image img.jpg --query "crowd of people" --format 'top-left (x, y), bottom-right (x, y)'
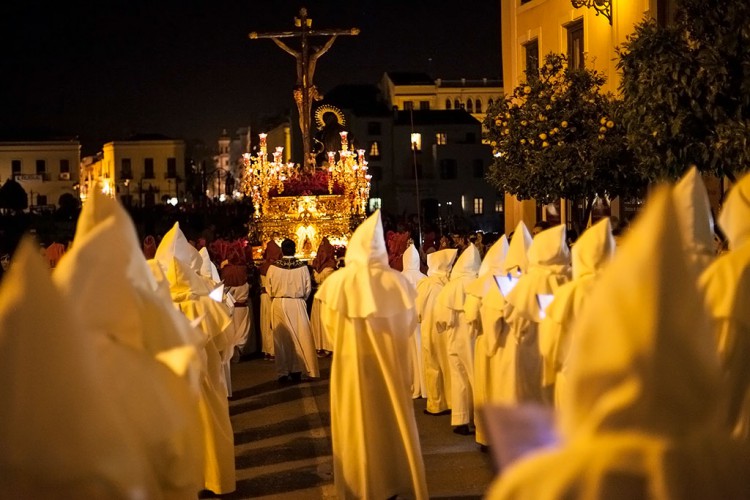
top-left (2, 164), bottom-right (750, 498)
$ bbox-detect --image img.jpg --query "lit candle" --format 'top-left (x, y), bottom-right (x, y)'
top-left (339, 131), bottom-right (348, 150)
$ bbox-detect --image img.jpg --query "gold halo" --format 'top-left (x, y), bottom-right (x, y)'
top-left (314, 105), bottom-right (346, 130)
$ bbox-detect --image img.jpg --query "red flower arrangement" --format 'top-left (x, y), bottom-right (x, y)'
top-left (269, 168), bottom-right (344, 197)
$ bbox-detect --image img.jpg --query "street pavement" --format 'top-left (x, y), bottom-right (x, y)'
top-left (208, 354), bottom-right (496, 499)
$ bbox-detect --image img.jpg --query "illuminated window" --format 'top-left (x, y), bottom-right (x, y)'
top-left (436, 133), bottom-right (447, 145)
top-left (473, 197), bottom-right (484, 215)
top-left (445, 98), bottom-right (452, 109)
top-left (495, 199), bottom-right (504, 213)
top-left (369, 198), bottom-right (382, 211)
top-left (411, 133), bottom-right (422, 151)
top-left (369, 141), bottom-right (381, 159)
top-left (524, 38), bottom-right (539, 80)
top-left (567, 19), bottom-right (584, 69)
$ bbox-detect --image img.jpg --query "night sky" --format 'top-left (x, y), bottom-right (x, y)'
top-left (0, 1), bottom-right (501, 155)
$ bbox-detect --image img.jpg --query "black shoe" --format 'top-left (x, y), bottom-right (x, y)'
top-left (290, 372), bottom-right (302, 382)
top-left (277, 375), bottom-right (290, 383)
top-left (453, 424), bottom-right (474, 436)
top-left (423, 409), bottom-right (451, 416)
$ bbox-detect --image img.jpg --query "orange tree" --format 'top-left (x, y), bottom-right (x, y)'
top-left (617, 0), bottom-right (750, 183)
top-left (484, 53), bottom-right (643, 232)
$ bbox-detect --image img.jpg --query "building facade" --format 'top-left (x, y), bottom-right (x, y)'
top-left (0, 140), bottom-right (80, 210)
top-left (81, 136), bottom-right (185, 207)
top-left (501, 0), bottom-right (678, 231)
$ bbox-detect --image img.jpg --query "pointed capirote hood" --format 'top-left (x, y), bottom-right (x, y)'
top-left (528, 224), bottom-right (570, 269)
top-left (467, 235), bottom-right (509, 298)
top-left (165, 255), bottom-right (212, 303)
top-left (154, 222), bottom-right (203, 275)
top-left (562, 187), bottom-right (721, 440)
top-left (53, 216), bottom-right (146, 351)
top-left (718, 170), bottom-right (750, 249)
top-left (198, 247), bottom-right (221, 283)
top-left (449, 243), bottom-right (481, 281)
top-left (402, 243), bottom-right (421, 272)
top-left (571, 218), bottom-right (615, 280)
top-left (478, 235), bottom-right (509, 277)
top-left (426, 248), bottom-right (458, 279)
top-left (0, 237), bottom-right (155, 497)
top-left (345, 209), bottom-right (388, 268)
top-left (317, 210), bottom-right (414, 318)
top-left (673, 166), bottom-right (716, 267)
top-left (504, 221), bottom-right (533, 274)
top-left (69, 188), bottom-right (159, 294)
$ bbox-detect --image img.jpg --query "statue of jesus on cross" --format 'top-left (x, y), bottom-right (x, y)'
top-left (249, 7), bottom-right (359, 172)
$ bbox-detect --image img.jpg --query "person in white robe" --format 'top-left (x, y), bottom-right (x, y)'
top-left (503, 224), bottom-right (570, 404)
top-left (317, 209), bottom-right (429, 500)
top-left (538, 218), bottom-right (615, 410)
top-left (486, 186), bottom-right (750, 500)
top-left (267, 238), bottom-right (319, 381)
top-left (259, 240), bottom-right (282, 359)
top-left (464, 234), bottom-right (508, 446)
top-left (402, 243), bottom-right (428, 398)
top-left (673, 165), bottom-right (717, 273)
top-left (0, 238), bottom-right (159, 498)
top-left (51, 190), bottom-right (207, 497)
top-left (700, 170), bottom-right (750, 441)
top-left (310, 237), bottom-right (337, 355)
top-left (416, 248), bottom-right (458, 415)
top-left (434, 244), bottom-right (482, 434)
top-left (480, 222), bottom-right (533, 409)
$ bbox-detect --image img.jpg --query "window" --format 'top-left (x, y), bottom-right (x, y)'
top-left (410, 133), bottom-right (422, 151)
top-left (473, 197), bottom-right (484, 215)
top-left (419, 100), bottom-right (430, 110)
top-left (368, 165), bottom-right (383, 181)
top-left (368, 121), bottom-right (382, 135)
top-left (368, 141), bottom-right (381, 159)
top-left (403, 101), bottom-right (414, 110)
top-left (454, 98), bottom-right (461, 109)
top-left (466, 99), bottom-right (474, 113)
top-left (495, 199), bottom-right (504, 213)
top-left (445, 98), bottom-right (452, 109)
top-left (567, 19), bottom-right (584, 69)
top-left (11, 160), bottom-right (21, 174)
top-left (59, 159), bottom-right (70, 173)
top-left (475, 99), bottom-right (482, 113)
top-left (436, 133), bottom-right (447, 145)
top-left (144, 158), bottom-right (155, 179)
top-left (472, 159), bottom-right (484, 178)
top-left (369, 198), bottom-right (382, 211)
top-left (36, 159), bottom-right (46, 174)
top-left (121, 158), bottom-right (132, 179)
top-left (440, 159), bottom-right (458, 179)
top-left (167, 157), bottom-right (177, 178)
top-left (524, 38), bottom-right (539, 80)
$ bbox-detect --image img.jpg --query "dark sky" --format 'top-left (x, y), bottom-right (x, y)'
top-left (0, 1), bottom-right (501, 155)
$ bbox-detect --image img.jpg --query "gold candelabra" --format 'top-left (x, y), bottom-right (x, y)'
top-left (326, 131), bottom-right (372, 215)
top-left (241, 133), bottom-right (292, 217)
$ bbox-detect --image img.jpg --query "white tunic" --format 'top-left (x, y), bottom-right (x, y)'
top-left (267, 259), bottom-right (319, 378)
top-left (259, 274), bottom-right (274, 355)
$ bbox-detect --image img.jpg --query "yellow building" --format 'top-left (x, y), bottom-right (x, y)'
top-left (0, 140), bottom-right (80, 210)
top-left (81, 135), bottom-right (185, 207)
top-left (501, 0), bottom-right (677, 231)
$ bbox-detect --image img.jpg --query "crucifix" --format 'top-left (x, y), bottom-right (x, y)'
top-left (249, 7), bottom-right (359, 172)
